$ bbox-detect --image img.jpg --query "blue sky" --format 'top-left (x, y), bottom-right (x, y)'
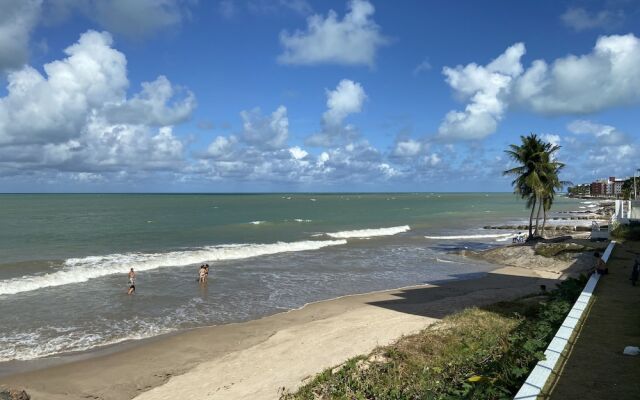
top-left (0, 0), bottom-right (639, 192)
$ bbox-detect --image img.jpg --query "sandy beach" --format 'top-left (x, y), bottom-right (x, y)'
top-left (1, 263), bottom-right (562, 400)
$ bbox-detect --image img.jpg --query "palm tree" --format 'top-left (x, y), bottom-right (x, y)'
top-left (504, 134), bottom-right (563, 240)
top-left (539, 163), bottom-right (571, 237)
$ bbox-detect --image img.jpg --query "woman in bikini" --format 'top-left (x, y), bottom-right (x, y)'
top-left (127, 268), bottom-right (136, 295)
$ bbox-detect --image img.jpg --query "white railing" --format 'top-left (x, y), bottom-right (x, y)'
top-left (514, 241), bottom-right (616, 399)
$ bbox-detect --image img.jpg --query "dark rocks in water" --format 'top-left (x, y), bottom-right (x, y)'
top-left (0, 388), bottom-right (30, 400)
top-left (483, 225), bottom-right (591, 232)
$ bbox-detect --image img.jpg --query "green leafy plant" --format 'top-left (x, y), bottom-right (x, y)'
top-left (282, 277), bottom-right (586, 400)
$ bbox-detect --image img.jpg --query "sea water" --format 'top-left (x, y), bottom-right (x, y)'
top-left (0, 193), bottom-right (581, 364)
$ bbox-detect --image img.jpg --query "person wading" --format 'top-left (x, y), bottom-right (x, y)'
top-left (127, 268), bottom-right (136, 295)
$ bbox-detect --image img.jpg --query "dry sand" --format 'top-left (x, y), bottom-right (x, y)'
top-left (1, 263), bottom-right (562, 400)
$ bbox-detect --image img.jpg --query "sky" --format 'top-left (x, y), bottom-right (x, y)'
top-left (0, 0), bottom-right (639, 192)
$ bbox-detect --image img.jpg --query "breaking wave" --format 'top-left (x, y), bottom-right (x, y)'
top-left (0, 240), bottom-right (347, 296)
top-left (326, 225), bottom-right (411, 239)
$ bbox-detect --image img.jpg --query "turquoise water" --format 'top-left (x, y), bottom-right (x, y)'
top-left (0, 193), bottom-right (581, 365)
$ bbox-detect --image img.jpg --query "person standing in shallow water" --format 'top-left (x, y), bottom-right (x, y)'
top-left (127, 268), bottom-right (136, 295)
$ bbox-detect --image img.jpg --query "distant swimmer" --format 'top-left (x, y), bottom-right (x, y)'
top-left (198, 265), bottom-right (206, 283)
top-left (205, 264), bottom-right (210, 282)
top-left (127, 268), bottom-right (136, 295)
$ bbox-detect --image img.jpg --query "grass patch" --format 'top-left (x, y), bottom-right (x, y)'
top-left (611, 223), bottom-right (640, 240)
top-left (281, 276), bottom-right (587, 400)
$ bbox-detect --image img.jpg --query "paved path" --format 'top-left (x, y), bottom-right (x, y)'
top-left (551, 240), bottom-right (640, 399)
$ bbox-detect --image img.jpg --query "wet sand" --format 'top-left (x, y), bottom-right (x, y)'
top-left (0, 264), bottom-right (561, 400)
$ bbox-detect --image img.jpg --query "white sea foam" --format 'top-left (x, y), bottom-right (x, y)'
top-left (293, 219), bottom-right (312, 222)
top-left (425, 233), bottom-right (514, 240)
top-left (326, 225), bottom-right (410, 239)
top-left (249, 220), bottom-right (265, 225)
top-left (0, 240), bottom-right (347, 296)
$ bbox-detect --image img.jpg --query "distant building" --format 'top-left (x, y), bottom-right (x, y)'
top-left (569, 174), bottom-right (631, 198)
top-left (590, 181), bottom-right (606, 197)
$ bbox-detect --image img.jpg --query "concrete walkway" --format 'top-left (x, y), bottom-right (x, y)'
top-left (551, 240), bottom-right (640, 399)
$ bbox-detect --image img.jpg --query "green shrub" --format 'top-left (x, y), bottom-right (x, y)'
top-left (282, 277), bottom-right (586, 400)
top-left (611, 223), bottom-right (640, 240)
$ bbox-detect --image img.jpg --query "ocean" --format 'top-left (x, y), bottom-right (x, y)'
top-left (0, 193), bottom-right (582, 366)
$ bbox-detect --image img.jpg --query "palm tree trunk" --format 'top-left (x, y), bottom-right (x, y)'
top-left (528, 195), bottom-right (537, 240)
top-left (534, 194), bottom-right (543, 236)
top-left (542, 203), bottom-right (548, 238)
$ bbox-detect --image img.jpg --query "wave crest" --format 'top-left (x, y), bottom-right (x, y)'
top-left (0, 240), bottom-right (347, 296)
top-left (326, 225), bottom-right (410, 239)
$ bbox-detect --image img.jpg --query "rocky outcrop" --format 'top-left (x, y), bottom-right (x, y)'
top-left (534, 242), bottom-right (595, 258)
top-left (483, 225), bottom-right (594, 232)
top-left (0, 388), bottom-right (30, 400)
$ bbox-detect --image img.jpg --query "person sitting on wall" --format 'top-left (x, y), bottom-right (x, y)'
top-left (593, 252), bottom-right (608, 275)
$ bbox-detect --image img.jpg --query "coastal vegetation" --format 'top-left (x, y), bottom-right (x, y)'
top-left (611, 222), bottom-right (640, 240)
top-left (281, 276), bottom-right (586, 400)
top-left (503, 134), bottom-right (567, 240)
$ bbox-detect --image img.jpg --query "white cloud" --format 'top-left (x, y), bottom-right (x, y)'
top-left (438, 34), bottom-right (640, 140)
top-left (540, 134), bottom-right (561, 147)
top-left (54, 0), bottom-right (191, 39)
top-left (240, 105), bottom-right (289, 149)
top-left (393, 139), bottom-right (422, 157)
top-left (278, 0), bottom-right (388, 66)
top-left (514, 34), bottom-right (640, 114)
top-left (0, 0), bottom-right (196, 73)
top-left (289, 146), bottom-right (308, 160)
top-left (323, 79), bottom-right (367, 127)
top-left (567, 120), bottom-right (627, 145)
top-left (103, 75), bottom-right (196, 126)
top-left (561, 7), bottom-right (624, 32)
top-left (206, 135), bottom-right (237, 158)
top-left (558, 120), bottom-right (639, 183)
top-left (437, 43), bottom-right (525, 140)
top-left (423, 153), bottom-right (441, 166)
top-left (0, 30), bottom-right (128, 145)
top-left (307, 79), bottom-right (367, 147)
top-left (0, 0), bottom-right (41, 73)
top-left (0, 30), bottom-right (194, 175)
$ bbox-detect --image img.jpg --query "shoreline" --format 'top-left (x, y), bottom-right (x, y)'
top-left (0, 263), bottom-right (562, 400)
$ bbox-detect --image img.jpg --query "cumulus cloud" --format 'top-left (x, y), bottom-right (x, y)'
top-left (103, 75), bottom-right (196, 126)
top-left (289, 146), bottom-right (308, 160)
top-left (0, 0), bottom-right (41, 73)
top-left (240, 106), bottom-right (289, 149)
top-left (0, 30), bottom-right (194, 176)
top-left (561, 7), bottom-right (624, 32)
top-left (558, 120), bottom-right (638, 183)
top-left (0, 0), bottom-right (195, 75)
top-left (540, 134), bottom-right (561, 147)
top-left (393, 139), bottom-right (422, 157)
top-left (49, 0), bottom-right (192, 39)
top-left (0, 31), bottom-right (128, 145)
top-left (206, 135), bottom-right (237, 158)
top-left (437, 43), bottom-right (525, 140)
top-left (514, 34), bottom-right (640, 114)
top-left (307, 79), bottom-right (367, 147)
top-left (567, 119), bottom-right (627, 145)
top-left (438, 34), bottom-right (640, 140)
top-left (278, 0), bottom-right (389, 66)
